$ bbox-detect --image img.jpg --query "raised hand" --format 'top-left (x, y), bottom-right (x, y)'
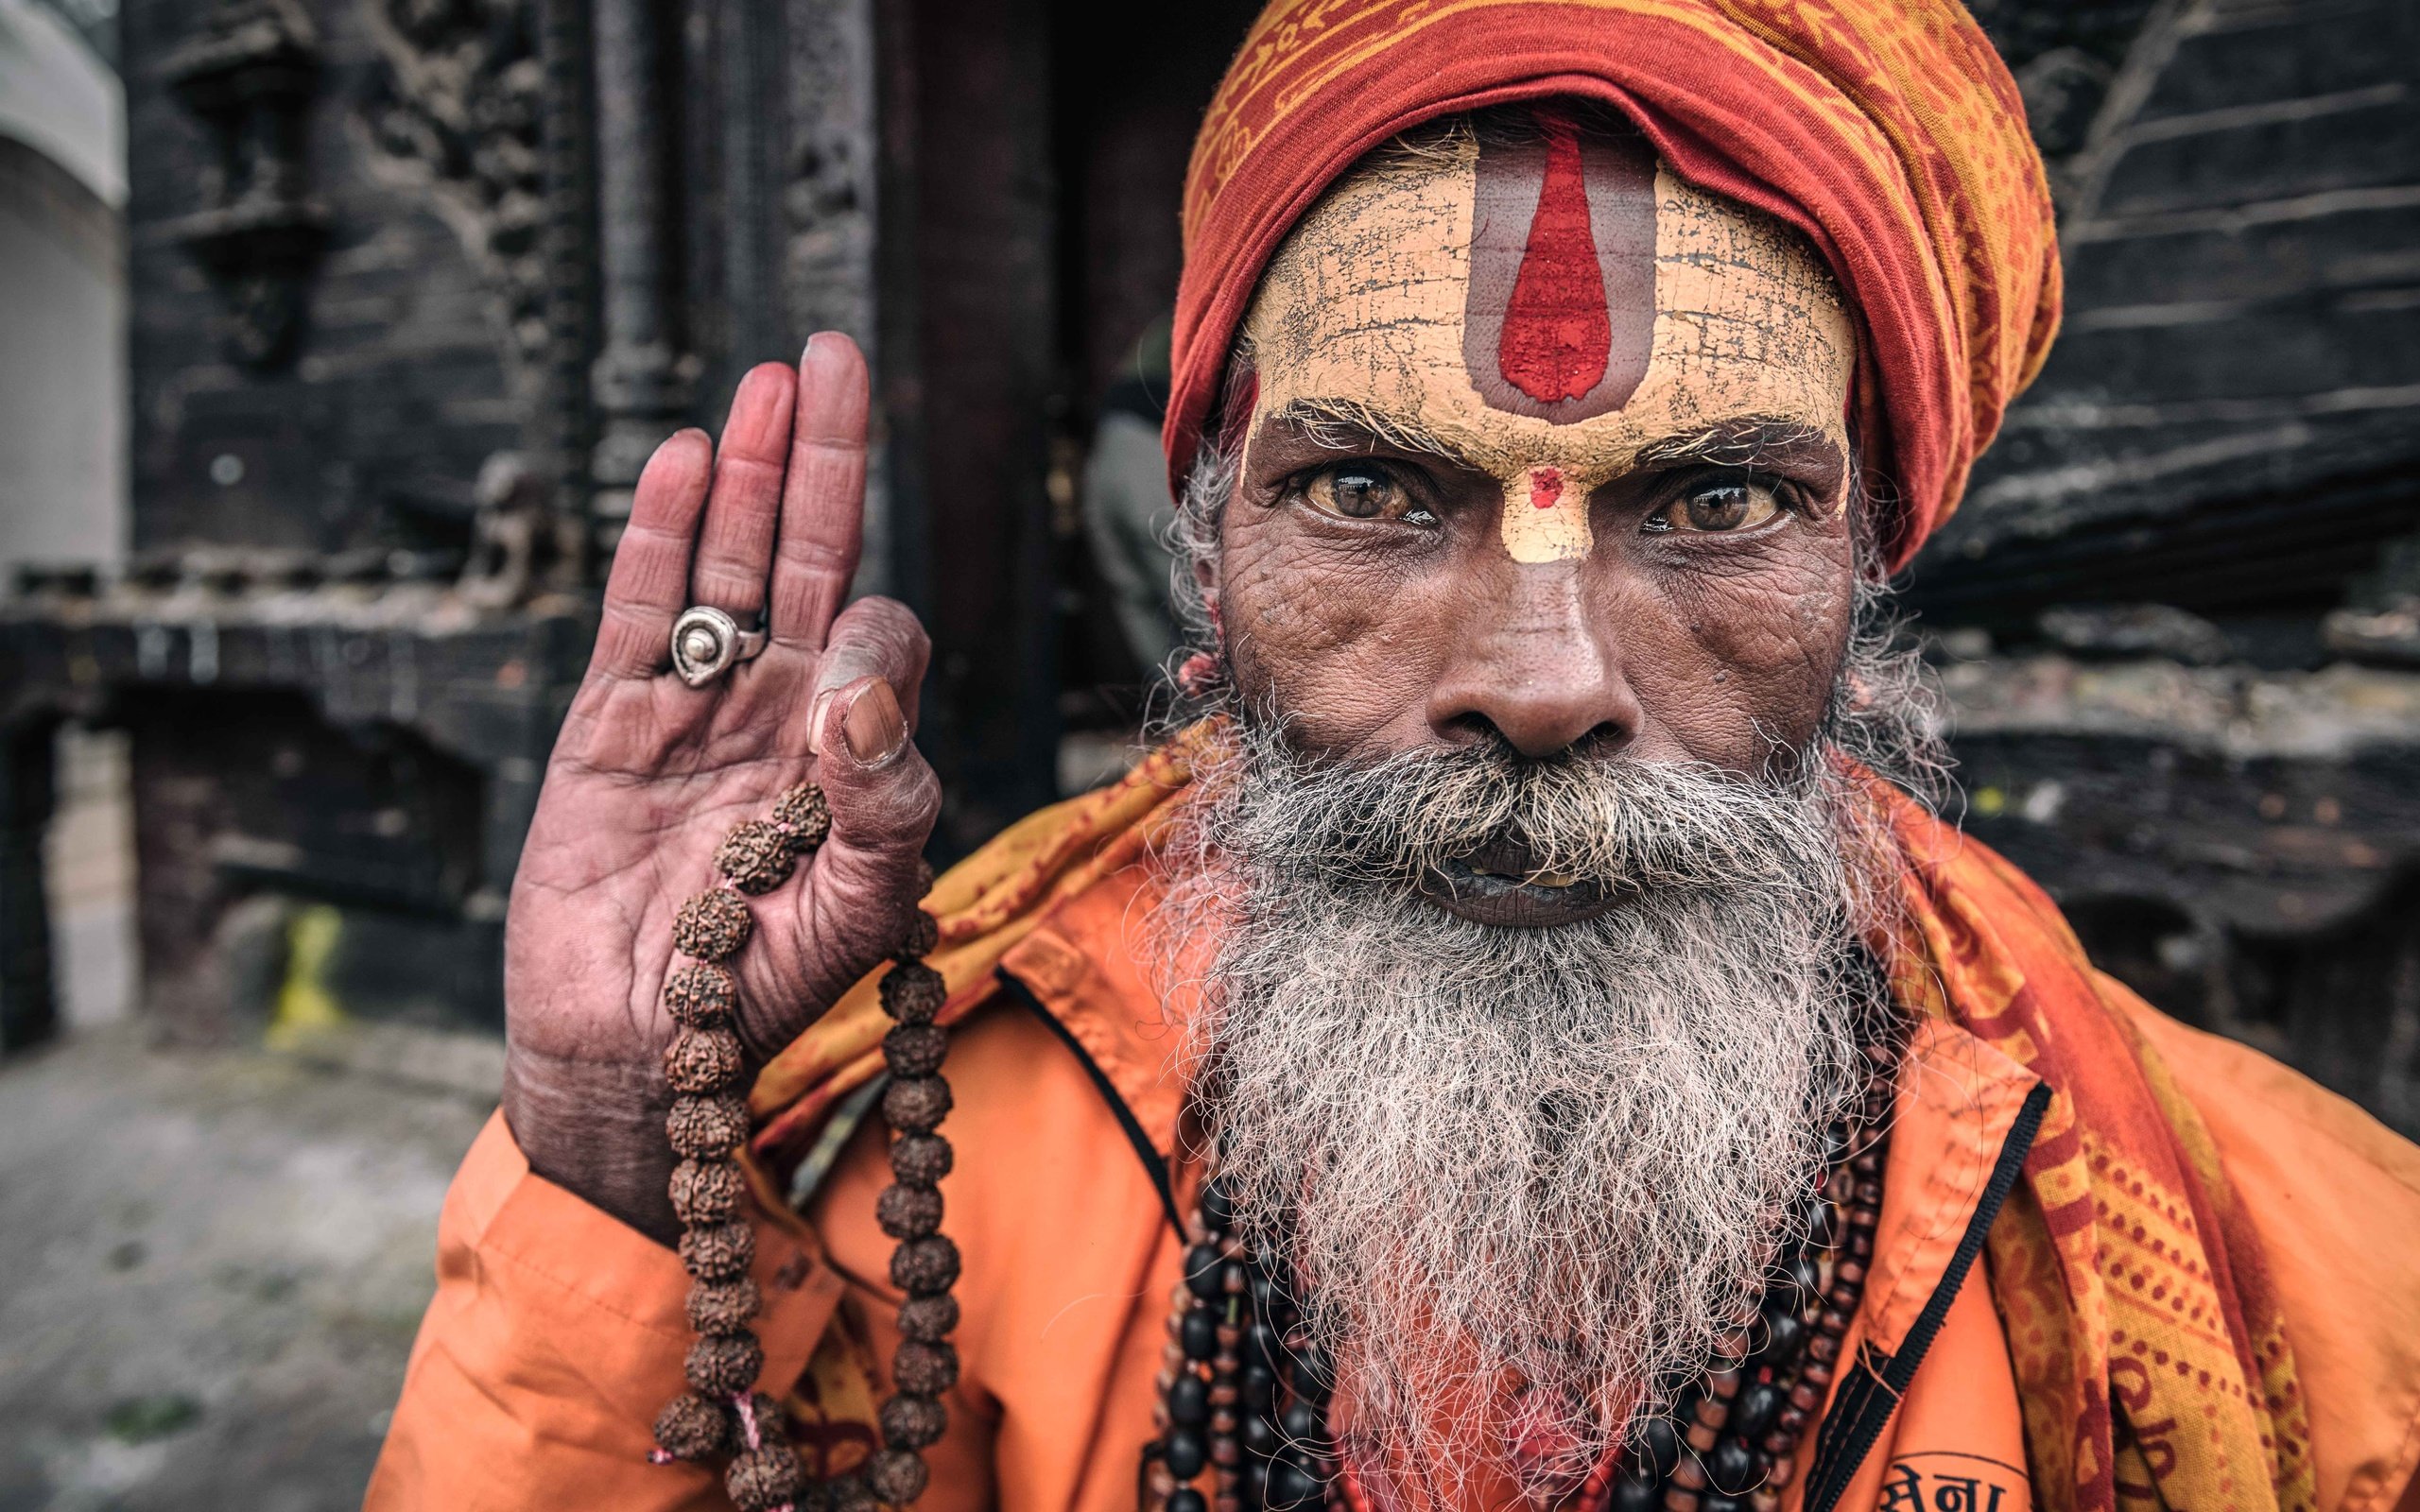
top-left (500, 334), bottom-right (942, 1242)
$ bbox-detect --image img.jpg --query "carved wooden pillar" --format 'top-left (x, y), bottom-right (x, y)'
top-left (781, 0), bottom-right (899, 599)
top-left (539, 0), bottom-right (602, 576)
top-left (590, 0), bottom-right (692, 532)
top-left (899, 0), bottom-right (1060, 855)
top-left (159, 0), bottom-right (329, 368)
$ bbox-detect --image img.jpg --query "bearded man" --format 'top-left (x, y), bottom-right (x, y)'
top-left (367, 3), bottom-right (2420, 1511)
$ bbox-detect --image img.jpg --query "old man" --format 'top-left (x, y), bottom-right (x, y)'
top-left (368, 2), bottom-right (2420, 1510)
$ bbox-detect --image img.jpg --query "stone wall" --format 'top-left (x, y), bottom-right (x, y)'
top-left (1918, 0), bottom-right (2420, 1132)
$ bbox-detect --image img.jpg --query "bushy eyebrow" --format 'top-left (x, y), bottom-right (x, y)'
top-left (1255, 396), bottom-right (1474, 466)
top-left (1254, 402), bottom-right (1849, 493)
top-left (1632, 416), bottom-right (1847, 490)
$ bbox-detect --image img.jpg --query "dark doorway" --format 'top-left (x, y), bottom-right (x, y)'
top-left (895, 0), bottom-right (1261, 856)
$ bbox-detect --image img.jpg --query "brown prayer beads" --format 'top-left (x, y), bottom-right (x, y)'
top-left (890, 1133), bottom-right (953, 1187)
top-left (728, 1442), bottom-right (807, 1507)
top-left (882, 1392), bottom-right (949, 1449)
top-left (673, 888), bottom-right (754, 962)
top-left (716, 820), bottom-right (800, 894)
top-left (654, 1390), bottom-right (731, 1461)
top-left (880, 961), bottom-right (945, 1023)
top-left (877, 1183), bottom-right (945, 1239)
top-left (862, 912), bottom-right (959, 1506)
top-left (1582, 1051), bottom-right (1894, 1512)
top-left (648, 780), bottom-right (958, 1511)
top-left (670, 1158), bottom-right (745, 1225)
top-left (882, 1071), bottom-right (953, 1133)
top-left (679, 1219), bottom-right (756, 1281)
top-left (769, 782), bottom-right (833, 850)
top-left (1148, 1177), bottom-right (1334, 1512)
top-left (667, 1095), bottom-right (750, 1159)
top-left (664, 963), bottom-right (737, 1027)
top-left (688, 1332), bottom-right (767, 1397)
top-left (687, 1277), bottom-right (762, 1334)
top-left (666, 1027), bottom-right (746, 1094)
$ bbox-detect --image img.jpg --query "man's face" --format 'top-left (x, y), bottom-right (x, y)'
top-left (1211, 116), bottom-right (1860, 878)
top-left (1180, 118), bottom-right (1892, 1496)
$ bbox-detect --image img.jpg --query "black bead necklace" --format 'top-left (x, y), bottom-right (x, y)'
top-left (1147, 1177), bottom-right (1334, 1512)
top-left (1145, 1039), bottom-right (1896, 1512)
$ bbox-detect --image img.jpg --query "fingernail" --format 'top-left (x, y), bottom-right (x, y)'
top-left (842, 679), bottom-right (908, 765)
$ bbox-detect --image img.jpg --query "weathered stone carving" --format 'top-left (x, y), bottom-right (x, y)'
top-left (160, 0), bottom-right (331, 367)
top-left (360, 0), bottom-right (550, 387)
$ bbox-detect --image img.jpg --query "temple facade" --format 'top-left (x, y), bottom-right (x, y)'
top-left (2, 0), bottom-right (2414, 1135)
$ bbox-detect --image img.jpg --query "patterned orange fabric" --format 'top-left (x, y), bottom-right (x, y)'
top-left (745, 730), bottom-right (1205, 1164)
top-left (750, 737), bottom-right (2320, 1512)
top-left (1162, 0), bottom-right (2063, 570)
top-left (1862, 772), bottom-right (2318, 1512)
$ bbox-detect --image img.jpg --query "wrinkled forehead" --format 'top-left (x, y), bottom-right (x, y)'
top-left (1238, 122), bottom-right (1855, 467)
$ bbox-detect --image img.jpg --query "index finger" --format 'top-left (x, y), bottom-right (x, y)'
top-left (769, 333), bottom-right (872, 650)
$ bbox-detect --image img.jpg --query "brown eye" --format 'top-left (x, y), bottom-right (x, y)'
top-left (1305, 464), bottom-right (1429, 524)
top-left (1651, 479), bottom-right (1784, 534)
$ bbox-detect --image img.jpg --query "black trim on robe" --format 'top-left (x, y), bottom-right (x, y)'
top-left (997, 965), bottom-right (1186, 1239)
top-left (1804, 1080), bottom-right (2050, 1512)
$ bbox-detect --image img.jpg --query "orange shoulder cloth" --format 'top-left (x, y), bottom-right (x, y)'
top-left (745, 729), bottom-right (1203, 1165)
top-left (1858, 775), bottom-right (2321, 1512)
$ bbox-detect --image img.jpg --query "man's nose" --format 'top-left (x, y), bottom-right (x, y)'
top-left (1425, 563), bottom-right (1642, 758)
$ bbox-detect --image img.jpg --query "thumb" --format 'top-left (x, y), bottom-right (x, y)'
top-left (797, 675), bottom-right (941, 992)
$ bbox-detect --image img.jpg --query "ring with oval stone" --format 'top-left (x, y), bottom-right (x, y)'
top-left (667, 605), bottom-right (769, 687)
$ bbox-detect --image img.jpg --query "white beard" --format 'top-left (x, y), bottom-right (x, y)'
top-left (1159, 721), bottom-right (1886, 1503)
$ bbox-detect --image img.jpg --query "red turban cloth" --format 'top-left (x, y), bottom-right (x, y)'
top-left (1165, 0), bottom-right (2064, 571)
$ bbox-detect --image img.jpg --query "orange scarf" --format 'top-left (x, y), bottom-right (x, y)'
top-left (1864, 774), bottom-right (2315, 1511)
top-left (751, 742), bottom-right (2315, 1511)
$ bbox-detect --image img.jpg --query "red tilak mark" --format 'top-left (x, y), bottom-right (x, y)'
top-left (1529, 467), bottom-right (1564, 509)
top-left (1497, 124), bottom-right (1612, 404)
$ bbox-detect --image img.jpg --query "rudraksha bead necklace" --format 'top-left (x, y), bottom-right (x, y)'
top-left (648, 780), bottom-right (958, 1510)
top-left (1146, 1040), bottom-right (1897, 1512)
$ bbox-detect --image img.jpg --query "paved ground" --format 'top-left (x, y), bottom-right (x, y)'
top-left (0, 1025), bottom-right (494, 1512)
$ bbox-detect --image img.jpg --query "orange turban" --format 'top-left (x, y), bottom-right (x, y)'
top-left (1165, 0), bottom-right (2063, 571)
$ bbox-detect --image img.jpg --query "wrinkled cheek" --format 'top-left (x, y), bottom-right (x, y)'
top-left (1656, 566), bottom-right (1852, 760)
top-left (1222, 542), bottom-right (1440, 752)
top-left (1629, 649), bottom-right (1778, 769)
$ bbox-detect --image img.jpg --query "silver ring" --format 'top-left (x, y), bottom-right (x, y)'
top-left (668, 606), bottom-right (769, 687)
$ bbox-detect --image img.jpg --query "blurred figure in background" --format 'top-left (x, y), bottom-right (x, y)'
top-left (1080, 314), bottom-right (1181, 676)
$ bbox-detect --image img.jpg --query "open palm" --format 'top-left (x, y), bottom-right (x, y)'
top-left (501, 335), bottom-right (940, 1240)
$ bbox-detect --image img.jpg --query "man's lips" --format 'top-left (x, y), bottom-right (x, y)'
top-left (1419, 839), bottom-right (1624, 928)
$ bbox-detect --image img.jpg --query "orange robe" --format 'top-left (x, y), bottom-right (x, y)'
top-left (368, 750), bottom-right (2420, 1512)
